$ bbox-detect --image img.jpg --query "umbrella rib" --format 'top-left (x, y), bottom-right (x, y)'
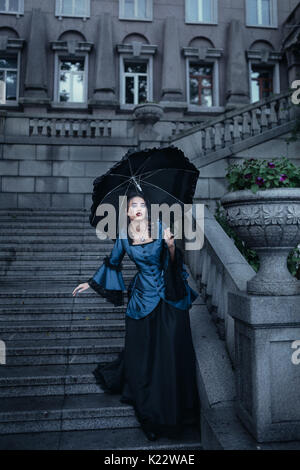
top-left (141, 180), bottom-right (187, 206)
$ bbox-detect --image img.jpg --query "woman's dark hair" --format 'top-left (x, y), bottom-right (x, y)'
top-left (125, 189), bottom-right (154, 245)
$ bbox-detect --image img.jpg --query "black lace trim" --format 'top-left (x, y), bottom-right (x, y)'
top-left (88, 277), bottom-right (124, 307)
top-left (103, 255), bottom-right (123, 272)
top-left (163, 243), bottom-right (187, 301)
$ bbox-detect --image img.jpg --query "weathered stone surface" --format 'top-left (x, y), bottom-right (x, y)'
top-left (36, 177), bottom-right (68, 193)
top-left (19, 161), bottom-right (52, 176)
top-left (3, 177), bottom-right (34, 192)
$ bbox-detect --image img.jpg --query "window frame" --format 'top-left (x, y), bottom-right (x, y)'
top-left (185, 0), bottom-right (218, 25)
top-left (186, 58), bottom-right (220, 110)
top-left (248, 60), bottom-right (280, 103)
top-left (0, 52), bottom-right (20, 106)
top-left (55, 0), bottom-right (90, 20)
top-left (120, 56), bottom-right (152, 107)
top-left (245, 0), bottom-right (278, 28)
top-left (54, 53), bottom-right (89, 105)
top-left (119, 0), bottom-right (153, 22)
top-left (0, 0), bottom-right (24, 16)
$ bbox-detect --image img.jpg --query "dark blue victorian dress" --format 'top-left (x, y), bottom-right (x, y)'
top-left (88, 219), bottom-right (200, 437)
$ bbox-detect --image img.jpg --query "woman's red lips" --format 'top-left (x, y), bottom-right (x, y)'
top-left (136, 212), bottom-right (142, 216)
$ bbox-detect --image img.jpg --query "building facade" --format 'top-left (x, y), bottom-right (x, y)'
top-left (0, 0), bottom-right (299, 209)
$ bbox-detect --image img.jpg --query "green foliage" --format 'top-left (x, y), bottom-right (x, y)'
top-left (214, 201), bottom-right (260, 273)
top-left (225, 156), bottom-right (300, 194)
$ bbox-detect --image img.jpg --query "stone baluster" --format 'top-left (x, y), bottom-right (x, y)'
top-left (103, 120), bottom-right (110, 137)
top-left (233, 116), bottom-right (241, 143)
top-left (50, 119), bottom-right (56, 137)
top-left (214, 123), bottom-right (222, 150)
top-left (56, 120), bottom-right (62, 137)
top-left (260, 105), bottom-right (269, 130)
top-left (30, 119), bottom-right (38, 136)
top-left (269, 100), bottom-right (278, 128)
top-left (278, 97), bottom-right (289, 124)
top-left (41, 119), bottom-right (48, 136)
top-left (205, 127), bottom-right (213, 153)
top-left (251, 109), bottom-right (260, 135)
top-left (224, 118), bottom-right (232, 145)
top-left (242, 112), bottom-right (251, 138)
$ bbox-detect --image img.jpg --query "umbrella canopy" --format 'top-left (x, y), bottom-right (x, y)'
top-left (89, 145), bottom-right (200, 231)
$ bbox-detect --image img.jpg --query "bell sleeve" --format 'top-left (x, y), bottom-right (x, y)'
top-left (161, 239), bottom-right (188, 301)
top-left (87, 235), bottom-right (126, 307)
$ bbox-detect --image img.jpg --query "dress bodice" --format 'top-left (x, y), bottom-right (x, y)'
top-left (87, 218), bottom-right (199, 319)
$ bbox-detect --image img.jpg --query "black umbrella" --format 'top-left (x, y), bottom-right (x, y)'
top-left (89, 145), bottom-right (200, 232)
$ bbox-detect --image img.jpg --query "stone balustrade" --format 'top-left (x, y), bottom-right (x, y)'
top-left (171, 90), bottom-right (296, 165)
top-left (184, 205), bottom-right (255, 363)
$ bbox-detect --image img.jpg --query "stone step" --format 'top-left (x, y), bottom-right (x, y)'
top-left (0, 244), bottom-right (121, 252)
top-left (5, 338), bottom-right (124, 365)
top-left (0, 393), bottom-right (137, 434)
top-left (0, 262), bottom-right (135, 270)
top-left (0, 236), bottom-right (111, 244)
top-left (0, 274), bottom-right (136, 283)
top-left (0, 311), bottom-right (125, 321)
top-left (0, 320), bottom-right (125, 340)
top-left (0, 223), bottom-right (93, 229)
top-left (0, 254), bottom-right (132, 262)
top-left (0, 363), bottom-right (106, 397)
top-left (0, 425), bottom-right (202, 450)
top-left (0, 393), bottom-right (200, 439)
top-left (0, 292), bottom-right (129, 302)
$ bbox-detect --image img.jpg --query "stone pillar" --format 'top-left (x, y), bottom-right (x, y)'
top-left (160, 17), bottom-right (184, 103)
top-left (22, 8), bottom-right (49, 105)
top-left (225, 19), bottom-right (249, 109)
top-left (285, 46), bottom-right (300, 84)
top-left (229, 291), bottom-right (300, 443)
top-left (91, 12), bottom-right (117, 106)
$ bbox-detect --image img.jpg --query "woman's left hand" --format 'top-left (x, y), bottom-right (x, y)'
top-left (163, 227), bottom-right (175, 248)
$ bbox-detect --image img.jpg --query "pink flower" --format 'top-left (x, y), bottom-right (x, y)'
top-left (268, 162), bottom-right (275, 168)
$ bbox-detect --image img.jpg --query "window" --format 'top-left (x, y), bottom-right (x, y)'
top-left (56, 57), bottom-right (87, 103)
top-left (185, 0), bottom-right (217, 24)
top-left (55, 0), bottom-right (90, 19)
top-left (122, 61), bottom-right (149, 105)
top-left (250, 65), bottom-right (273, 102)
top-left (189, 63), bottom-right (213, 107)
top-left (0, 56), bottom-right (19, 104)
top-left (246, 0), bottom-right (277, 27)
top-left (119, 0), bottom-right (152, 21)
top-left (0, 0), bottom-right (24, 15)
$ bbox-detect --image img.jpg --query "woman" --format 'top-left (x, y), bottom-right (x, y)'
top-left (72, 190), bottom-right (200, 441)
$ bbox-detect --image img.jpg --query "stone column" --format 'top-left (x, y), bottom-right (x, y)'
top-left (91, 12), bottom-right (117, 107)
top-left (22, 8), bottom-right (49, 105)
top-left (229, 291), bottom-right (300, 442)
top-left (225, 19), bottom-right (249, 109)
top-left (160, 17), bottom-right (184, 103)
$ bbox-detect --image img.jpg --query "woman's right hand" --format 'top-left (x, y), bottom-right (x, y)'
top-left (72, 282), bottom-right (90, 297)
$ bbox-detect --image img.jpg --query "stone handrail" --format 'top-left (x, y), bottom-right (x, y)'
top-left (170, 90), bottom-right (296, 166)
top-left (184, 205), bottom-right (255, 363)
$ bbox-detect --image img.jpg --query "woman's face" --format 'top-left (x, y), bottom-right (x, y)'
top-left (127, 196), bottom-right (148, 222)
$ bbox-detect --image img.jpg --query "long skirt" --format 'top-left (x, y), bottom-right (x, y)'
top-left (93, 298), bottom-right (200, 438)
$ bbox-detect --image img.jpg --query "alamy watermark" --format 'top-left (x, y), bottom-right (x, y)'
top-left (94, 197), bottom-right (205, 251)
top-left (291, 80), bottom-right (300, 105)
top-left (291, 340), bottom-right (300, 365)
top-left (0, 340), bottom-right (6, 365)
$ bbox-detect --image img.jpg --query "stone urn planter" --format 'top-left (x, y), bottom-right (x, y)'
top-left (221, 188), bottom-right (300, 295)
top-left (133, 103), bottom-right (163, 125)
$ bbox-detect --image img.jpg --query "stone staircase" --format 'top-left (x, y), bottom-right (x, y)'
top-left (0, 209), bottom-right (201, 450)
